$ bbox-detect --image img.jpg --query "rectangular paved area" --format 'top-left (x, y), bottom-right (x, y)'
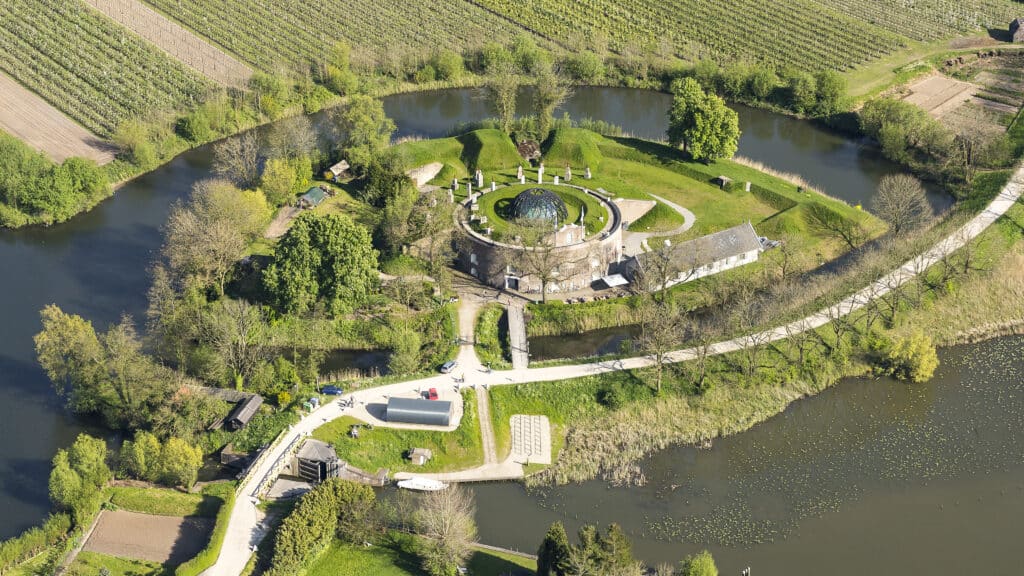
top-left (84, 509), bottom-right (213, 564)
top-left (0, 73), bottom-right (115, 164)
top-left (510, 414), bottom-right (551, 465)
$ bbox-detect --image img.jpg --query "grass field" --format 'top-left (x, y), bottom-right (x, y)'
top-left (471, 184), bottom-right (609, 239)
top-left (105, 484), bottom-right (231, 518)
top-left (303, 534), bottom-right (535, 576)
top-left (66, 551), bottom-right (170, 576)
top-left (311, 392), bottom-right (483, 473)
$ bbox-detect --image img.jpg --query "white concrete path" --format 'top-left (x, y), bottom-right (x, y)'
top-left (202, 164), bottom-right (1023, 576)
top-left (621, 193), bottom-right (697, 256)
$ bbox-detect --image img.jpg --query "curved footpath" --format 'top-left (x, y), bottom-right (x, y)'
top-left (203, 164), bottom-right (1023, 576)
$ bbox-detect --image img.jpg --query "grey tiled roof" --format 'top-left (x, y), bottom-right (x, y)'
top-left (639, 221), bottom-right (761, 270)
top-left (298, 439), bottom-right (338, 462)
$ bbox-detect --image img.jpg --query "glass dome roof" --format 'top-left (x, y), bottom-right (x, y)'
top-left (510, 188), bottom-right (567, 226)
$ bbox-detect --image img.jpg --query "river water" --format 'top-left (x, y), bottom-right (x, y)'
top-left (0, 87), bottom-right (1002, 575)
top-left (470, 337), bottom-right (1024, 575)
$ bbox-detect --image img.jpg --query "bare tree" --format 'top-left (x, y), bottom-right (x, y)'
top-left (415, 484), bottom-right (478, 576)
top-left (872, 174), bottom-right (932, 236)
top-left (632, 239), bottom-right (682, 302)
top-left (213, 131), bottom-right (260, 188)
top-left (265, 114), bottom-right (318, 160)
top-left (504, 221), bottom-right (563, 303)
top-left (164, 202), bottom-right (246, 295)
top-left (638, 299), bottom-right (684, 393)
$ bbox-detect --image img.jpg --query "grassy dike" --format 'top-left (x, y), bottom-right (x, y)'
top-left (492, 179), bottom-right (1024, 486)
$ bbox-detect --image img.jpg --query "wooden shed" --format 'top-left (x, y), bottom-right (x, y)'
top-left (226, 395), bottom-right (263, 430)
top-left (325, 160), bottom-right (350, 182)
top-left (298, 186), bottom-right (327, 209)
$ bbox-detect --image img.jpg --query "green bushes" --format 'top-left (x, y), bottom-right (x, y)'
top-left (266, 480), bottom-right (377, 576)
top-left (119, 432), bottom-right (204, 490)
top-left (0, 514), bottom-right (71, 574)
top-left (474, 304), bottom-right (510, 369)
top-left (174, 487), bottom-right (236, 576)
top-left (0, 131), bottom-right (111, 226)
top-left (879, 332), bottom-right (939, 383)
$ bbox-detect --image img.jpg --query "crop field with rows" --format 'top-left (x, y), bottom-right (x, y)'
top-left (141, 0), bottom-right (541, 73)
top-left (0, 0), bottom-right (214, 136)
top-left (826, 0), bottom-right (1022, 42)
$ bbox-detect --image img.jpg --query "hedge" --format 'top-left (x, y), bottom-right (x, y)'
top-left (0, 514), bottom-right (71, 574)
top-left (174, 487), bottom-right (236, 576)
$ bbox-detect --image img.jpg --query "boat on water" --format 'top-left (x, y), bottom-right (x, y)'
top-left (396, 477), bottom-right (448, 491)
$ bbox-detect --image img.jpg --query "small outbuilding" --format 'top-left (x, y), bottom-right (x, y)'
top-left (226, 395), bottom-right (263, 431)
top-left (1012, 18), bottom-right (1024, 43)
top-left (325, 160), bottom-right (351, 182)
top-left (298, 186), bottom-right (327, 209)
top-left (295, 439), bottom-right (340, 483)
top-left (407, 447), bottom-right (433, 466)
top-left (386, 397), bottom-right (452, 427)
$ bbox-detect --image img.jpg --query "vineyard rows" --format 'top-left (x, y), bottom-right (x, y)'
top-left (473, 0), bottom-right (907, 71)
top-left (826, 0), bottom-right (1022, 42)
top-left (141, 0), bottom-right (541, 72)
top-left (0, 0), bottom-right (213, 136)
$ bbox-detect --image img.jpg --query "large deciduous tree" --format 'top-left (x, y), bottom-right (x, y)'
top-left (262, 213), bottom-right (379, 315)
top-left (667, 78), bottom-right (740, 162)
top-left (533, 62), bottom-right (572, 141)
top-left (213, 131), bottom-right (261, 188)
top-left (480, 62), bottom-right (521, 135)
top-left (330, 95), bottom-right (395, 175)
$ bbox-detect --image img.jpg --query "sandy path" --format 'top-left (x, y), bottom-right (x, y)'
top-left (82, 0), bottom-right (251, 87)
top-left (0, 73), bottom-right (115, 164)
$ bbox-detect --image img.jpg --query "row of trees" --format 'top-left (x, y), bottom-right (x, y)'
top-left (119, 431), bottom-right (204, 489)
top-left (537, 521), bottom-right (719, 576)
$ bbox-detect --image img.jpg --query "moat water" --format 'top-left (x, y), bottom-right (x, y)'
top-left (0, 88), bottom-right (1011, 576)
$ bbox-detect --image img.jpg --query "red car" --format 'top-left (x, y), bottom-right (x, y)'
top-left (427, 388), bottom-right (439, 400)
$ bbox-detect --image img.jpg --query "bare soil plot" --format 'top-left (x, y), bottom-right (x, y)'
top-left (82, 0), bottom-right (251, 86)
top-left (0, 73), bottom-right (115, 164)
top-left (83, 510), bottom-right (213, 564)
top-left (901, 75), bottom-right (978, 118)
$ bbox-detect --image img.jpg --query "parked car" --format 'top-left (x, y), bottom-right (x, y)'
top-left (321, 385), bottom-right (343, 395)
top-left (427, 388), bottom-right (439, 400)
top-left (439, 360), bottom-right (457, 373)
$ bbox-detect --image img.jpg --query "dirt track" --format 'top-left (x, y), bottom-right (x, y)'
top-left (82, 0), bottom-right (251, 86)
top-left (84, 510), bottom-right (213, 564)
top-left (0, 73), bottom-right (115, 164)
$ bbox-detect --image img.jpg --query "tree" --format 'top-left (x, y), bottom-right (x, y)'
top-left (49, 434), bottom-right (110, 526)
top-left (119, 431), bottom-right (162, 481)
top-left (432, 50), bottom-right (465, 81)
top-left (534, 62), bottom-right (572, 141)
top-left (213, 131), bottom-right (260, 188)
top-left (202, 298), bottom-right (268, 386)
top-left (680, 550), bottom-right (718, 576)
top-left (266, 115), bottom-right (318, 162)
top-left (35, 304), bottom-right (104, 414)
top-left (667, 78), bottom-right (740, 162)
top-left (885, 332), bottom-right (939, 383)
top-left (415, 484), bottom-right (478, 576)
top-left (785, 70), bottom-right (817, 114)
top-left (387, 325), bottom-right (421, 375)
top-left (814, 70), bottom-right (846, 116)
top-left (263, 213), bottom-right (379, 315)
top-left (158, 437), bottom-right (203, 489)
top-left (538, 521), bottom-right (571, 576)
top-left (261, 157), bottom-right (300, 206)
top-left (480, 62), bottom-right (521, 135)
top-left (873, 174), bottom-right (931, 236)
top-left (747, 65), bottom-right (778, 100)
top-left (503, 220), bottom-right (563, 303)
top-left (48, 451), bottom-right (82, 512)
top-left (638, 300), bottom-right (684, 393)
top-left (330, 95), bottom-right (395, 174)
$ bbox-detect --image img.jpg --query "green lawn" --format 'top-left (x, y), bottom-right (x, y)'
top-left (66, 551), bottom-right (170, 576)
top-left (303, 534), bottom-right (535, 576)
top-left (472, 184), bottom-right (608, 239)
top-left (105, 485), bottom-right (224, 517)
top-left (311, 391), bottom-right (483, 473)
top-left (625, 197), bottom-right (686, 232)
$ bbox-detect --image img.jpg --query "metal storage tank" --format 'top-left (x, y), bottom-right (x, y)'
top-left (385, 397), bottom-right (452, 426)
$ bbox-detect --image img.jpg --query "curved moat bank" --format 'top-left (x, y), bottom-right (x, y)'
top-left (470, 336), bottom-right (1024, 575)
top-left (0, 87), bottom-right (959, 540)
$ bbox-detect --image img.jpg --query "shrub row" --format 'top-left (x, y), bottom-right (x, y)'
top-left (0, 514), bottom-right (71, 574)
top-left (174, 487), bottom-right (236, 576)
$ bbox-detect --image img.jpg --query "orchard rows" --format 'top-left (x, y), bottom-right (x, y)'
top-left (0, 0), bottom-right (212, 136)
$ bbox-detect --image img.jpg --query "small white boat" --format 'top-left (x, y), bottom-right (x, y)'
top-left (396, 477), bottom-right (448, 491)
